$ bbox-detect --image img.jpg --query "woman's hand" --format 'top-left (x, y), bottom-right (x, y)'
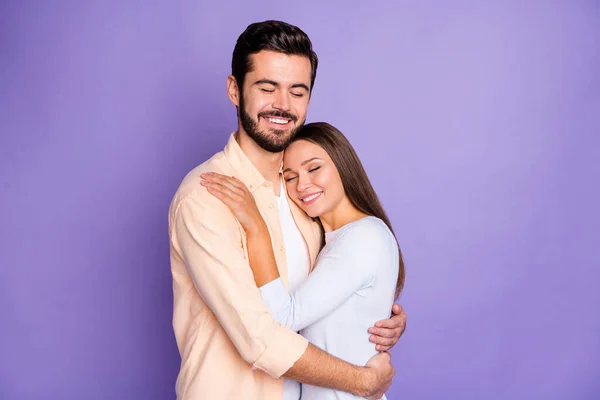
top-left (201, 172), bottom-right (280, 287)
top-left (200, 172), bottom-right (266, 235)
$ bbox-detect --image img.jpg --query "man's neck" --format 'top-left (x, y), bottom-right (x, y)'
top-left (236, 130), bottom-right (283, 195)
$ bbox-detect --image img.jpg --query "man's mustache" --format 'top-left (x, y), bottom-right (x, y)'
top-left (257, 110), bottom-right (298, 122)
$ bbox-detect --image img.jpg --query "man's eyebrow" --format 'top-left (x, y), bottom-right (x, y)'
top-left (253, 79), bottom-right (279, 86)
top-left (282, 157), bottom-right (322, 173)
top-left (253, 79), bottom-right (310, 92)
top-left (291, 83), bottom-right (310, 92)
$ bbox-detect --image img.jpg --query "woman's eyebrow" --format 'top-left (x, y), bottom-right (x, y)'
top-left (283, 157), bottom-right (322, 173)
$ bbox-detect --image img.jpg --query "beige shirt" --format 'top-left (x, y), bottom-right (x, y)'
top-left (168, 133), bottom-right (323, 400)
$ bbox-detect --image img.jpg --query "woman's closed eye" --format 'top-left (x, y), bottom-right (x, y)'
top-left (308, 166), bottom-right (321, 173)
top-left (285, 175), bottom-right (298, 182)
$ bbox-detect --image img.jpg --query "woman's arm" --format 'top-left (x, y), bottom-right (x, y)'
top-left (201, 173), bottom-right (399, 340)
top-left (200, 172), bottom-right (282, 286)
top-left (245, 224), bottom-right (281, 287)
top-left (257, 226), bottom-right (379, 332)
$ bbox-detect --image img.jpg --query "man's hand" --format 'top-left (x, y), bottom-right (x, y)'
top-left (368, 304), bottom-right (407, 351)
top-left (363, 352), bottom-right (395, 400)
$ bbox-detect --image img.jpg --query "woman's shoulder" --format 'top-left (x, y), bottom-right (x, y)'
top-left (337, 216), bottom-right (394, 244)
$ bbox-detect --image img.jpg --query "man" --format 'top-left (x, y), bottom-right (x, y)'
top-left (168, 20), bottom-right (407, 400)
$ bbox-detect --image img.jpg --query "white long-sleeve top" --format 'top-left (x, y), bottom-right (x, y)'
top-left (259, 216), bottom-right (399, 400)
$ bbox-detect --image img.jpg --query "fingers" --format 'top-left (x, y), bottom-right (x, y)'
top-left (201, 172), bottom-right (246, 195)
top-left (370, 336), bottom-right (397, 351)
top-left (374, 314), bottom-right (404, 330)
top-left (201, 180), bottom-right (240, 203)
top-left (369, 334), bottom-right (396, 345)
top-left (389, 304), bottom-right (407, 337)
top-left (229, 175), bottom-right (246, 188)
top-left (200, 172), bottom-right (240, 191)
top-left (375, 344), bottom-right (393, 352)
top-left (201, 172), bottom-right (244, 189)
top-left (371, 351), bottom-right (391, 363)
top-left (368, 326), bottom-right (399, 351)
top-left (202, 184), bottom-right (240, 210)
top-left (200, 174), bottom-right (246, 205)
top-left (365, 352), bottom-right (394, 399)
top-left (367, 303), bottom-right (406, 354)
top-left (380, 351), bottom-right (391, 362)
top-left (368, 325), bottom-right (398, 338)
top-left (391, 303), bottom-right (403, 315)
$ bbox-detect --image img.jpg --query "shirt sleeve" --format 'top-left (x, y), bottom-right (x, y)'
top-left (259, 222), bottom-right (384, 332)
top-left (171, 193), bottom-right (308, 378)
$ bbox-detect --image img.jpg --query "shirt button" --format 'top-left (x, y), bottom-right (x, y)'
top-left (280, 246), bottom-right (284, 252)
top-left (269, 203), bottom-right (274, 208)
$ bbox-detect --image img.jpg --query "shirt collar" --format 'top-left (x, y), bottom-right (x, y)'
top-left (223, 132), bottom-right (276, 193)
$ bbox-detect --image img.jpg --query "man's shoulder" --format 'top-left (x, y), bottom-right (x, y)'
top-left (168, 150), bottom-right (233, 216)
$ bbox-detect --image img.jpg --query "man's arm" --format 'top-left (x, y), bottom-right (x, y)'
top-left (172, 194), bottom-right (307, 376)
top-left (171, 192), bottom-right (394, 396)
top-left (286, 344), bottom-right (394, 400)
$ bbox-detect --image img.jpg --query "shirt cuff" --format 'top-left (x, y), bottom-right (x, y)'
top-left (251, 278), bottom-right (307, 378)
top-left (251, 323), bottom-right (308, 378)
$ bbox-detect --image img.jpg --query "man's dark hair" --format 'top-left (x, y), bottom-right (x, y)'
top-left (232, 20), bottom-right (318, 93)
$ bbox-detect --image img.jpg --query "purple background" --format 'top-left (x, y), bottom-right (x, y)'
top-left (1, 1), bottom-right (599, 399)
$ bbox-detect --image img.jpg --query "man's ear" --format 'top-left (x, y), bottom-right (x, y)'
top-left (227, 75), bottom-right (240, 107)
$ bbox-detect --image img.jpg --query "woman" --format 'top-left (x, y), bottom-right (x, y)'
top-left (201, 122), bottom-right (405, 399)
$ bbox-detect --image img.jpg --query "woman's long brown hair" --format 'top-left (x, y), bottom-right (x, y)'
top-left (292, 122), bottom-right (405, 299)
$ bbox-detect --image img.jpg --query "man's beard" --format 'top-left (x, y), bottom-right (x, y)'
top-left (239, 95), bottom-right (304, 153)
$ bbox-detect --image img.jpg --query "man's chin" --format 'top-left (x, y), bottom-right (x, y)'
top-left (263, 129), bottom-right (295, 143)
top-left (244, 121), bottom-right (299, 152)
top-left (261, 123), bottom-right (294, 135)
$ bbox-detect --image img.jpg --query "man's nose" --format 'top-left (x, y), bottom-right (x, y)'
top-left (272, 91), bottom-right (291, 111)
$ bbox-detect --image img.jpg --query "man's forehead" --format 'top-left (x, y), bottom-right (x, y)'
top-left (247, 51), bottom-right (311, 82)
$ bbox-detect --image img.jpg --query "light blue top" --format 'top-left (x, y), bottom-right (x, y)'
top-left (259, 216), bottom-right (399, 400)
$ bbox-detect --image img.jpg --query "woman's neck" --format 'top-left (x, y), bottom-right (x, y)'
top-left (319, 196), bottom-right (368, 232)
